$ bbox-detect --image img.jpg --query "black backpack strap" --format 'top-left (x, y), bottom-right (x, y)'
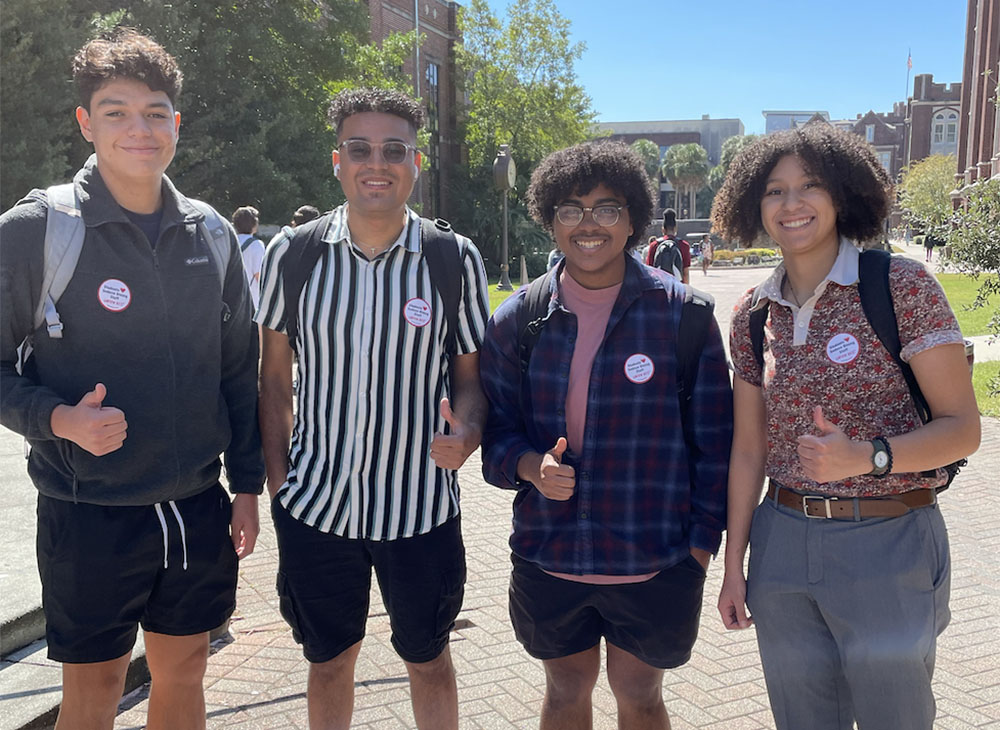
top-left (240, 236), bottom-right (257, 253)
top-left (857, 249), bottom-right (932, 423)
top-left (749, 301), bottom-right (769, 372)
top-left (421, 217), bottom-right (462, 358)
top-left (516, 270), bottom-right (557, 416)
top-left (677, 288), bottom-right (715, 406)
top-left (281, 216), bottom-right (328, 353)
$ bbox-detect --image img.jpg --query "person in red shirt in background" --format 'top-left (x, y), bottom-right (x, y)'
top-left (644, 208), bottom-right (691, 282)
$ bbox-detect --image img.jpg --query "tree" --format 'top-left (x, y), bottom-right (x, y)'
top-left (630, 139), bottom-right (661, 182)
top-left (452, 0), bottom-right (598, 274)
top-left (948, 179), bottom-right (1000, 372)
top-left (0, 1), bottom-right (411, 222)
top-left (660, 143), bottom-right (709, 219)
top-left (708, 134), bottom-right (759, 194)
top-left (899, 155), bottom-right (957, 238)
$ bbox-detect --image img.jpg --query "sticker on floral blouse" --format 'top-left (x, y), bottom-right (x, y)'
top-left (624, 353), bottom-right (655, 383)
top-left (826, 333), bottom-right (860, 364)
top-left (403, 297), bottom-right (432, 327)
top-left (98, 279), bottom-right (131, 312)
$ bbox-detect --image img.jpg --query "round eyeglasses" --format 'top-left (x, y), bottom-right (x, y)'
top-left (339, 139), bottom-right (418, 165)
top-left (553, 204), bottom-right (628, 228)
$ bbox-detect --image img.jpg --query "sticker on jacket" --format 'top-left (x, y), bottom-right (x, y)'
top-left (826, 333), bottom-right (859, 364)
top-left (404, 298), bottom-right (432, 327)
top-left (624, 353), bottom-right (655, 384)
top-left (98, 279), bottom-right (132, 312)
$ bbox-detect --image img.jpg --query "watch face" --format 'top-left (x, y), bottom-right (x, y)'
top-left (874, 451), bottom-right (889, 469)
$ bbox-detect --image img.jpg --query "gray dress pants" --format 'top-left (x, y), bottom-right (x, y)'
top-left (746, 490), bottom-right (951, 730)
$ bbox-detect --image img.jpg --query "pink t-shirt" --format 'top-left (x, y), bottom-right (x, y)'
top-left (544, 271), bottom-right (657, 585)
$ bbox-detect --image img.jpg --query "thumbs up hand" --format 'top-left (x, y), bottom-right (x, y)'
top-left (50, 383), bottom-right (128, 456)
top-left (430, 397), bottom-right (482, 470)
top-left (535, 437), bottom-right (576, 501)
top-left (796, 405), bottom-right (870, 483)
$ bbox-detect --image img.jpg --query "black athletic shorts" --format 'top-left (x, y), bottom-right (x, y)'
top-left (508, 553), bottom-right (706, 669)
top-left (272, 498), bottom-right (466, 664)
top-left (36, 483), bottom-right (238, 663)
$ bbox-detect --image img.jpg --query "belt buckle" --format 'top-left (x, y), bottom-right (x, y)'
top-left (802, 494), bottom-right (837, 519)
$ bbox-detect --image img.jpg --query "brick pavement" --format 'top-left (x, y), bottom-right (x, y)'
top-left (112, 263), bottom-right (1000, 729)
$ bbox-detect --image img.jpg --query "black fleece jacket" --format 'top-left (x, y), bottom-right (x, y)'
top-left (0, 157), bottom-right (264, 505)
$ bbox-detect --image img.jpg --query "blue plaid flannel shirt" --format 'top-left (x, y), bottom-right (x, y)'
top-left (480, 257), bottom-right (732, 575)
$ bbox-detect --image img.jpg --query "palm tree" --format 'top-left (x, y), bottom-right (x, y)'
top-left (660, 143), bottom-right (709, 218)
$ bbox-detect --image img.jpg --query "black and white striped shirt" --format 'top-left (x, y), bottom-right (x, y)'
top-left (256, 205), bottom-right (489, 539)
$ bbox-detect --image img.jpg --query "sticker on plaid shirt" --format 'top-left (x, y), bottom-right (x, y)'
top-left (826, 333), bottom-right (860, 364)
top-left (403, 297), bottom-right (432, 327)
top-left (624, 353), bottom-right (655, 384)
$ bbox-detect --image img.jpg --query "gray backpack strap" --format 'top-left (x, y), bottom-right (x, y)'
top-left (36, 184), bottom-right (86, 338)
top-left (188, 199), bottom-right (231, 290)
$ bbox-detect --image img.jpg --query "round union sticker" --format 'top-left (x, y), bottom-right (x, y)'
top-left (98, 279), bottom-right (131, 312)
top-left (624, 353), bottom-right (655, 384)
top-left (403, 297), bottom-right (432, 327)
top-left (826, 333), bottom-right (860, 364)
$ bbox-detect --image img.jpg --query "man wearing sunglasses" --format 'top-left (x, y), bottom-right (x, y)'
top-left (256, 87), bottom-right (489, 730)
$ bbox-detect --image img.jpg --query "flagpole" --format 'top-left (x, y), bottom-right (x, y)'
top-left (905, 48), bottom-right (912, 103)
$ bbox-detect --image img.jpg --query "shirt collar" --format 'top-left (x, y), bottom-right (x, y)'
top-left (323, 204), bottom-right (420, 253)
top-left (750, 236), bottom-right (860, 311)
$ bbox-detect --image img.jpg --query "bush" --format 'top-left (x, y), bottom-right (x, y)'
top-left (913, 234), bottom-right (926, 248)
top-left (713, 247), bottom-right (778, 261)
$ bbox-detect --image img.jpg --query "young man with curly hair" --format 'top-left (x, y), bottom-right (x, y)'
top-left (0, 29), bottom-right (263, 730)
top-left (714, 123), bottom-right (980, 729)
top-left (480, 141), bottom-right (733, 729)
top-left (256, 87), bottom-right (489, 729)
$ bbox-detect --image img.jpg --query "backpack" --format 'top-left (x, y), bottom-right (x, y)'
top-left (240, 235), bottom-right (261, 253)
top-left (515, 269), bottom-right (715, 451)
top-left (652, 236), bottom-right (684, 280)
top-left (748, 248), bottom-right (965, 490)
top-left (281, 216), bottom-right (463, 357)
top-left (17, 183), bottom-right (231, 372)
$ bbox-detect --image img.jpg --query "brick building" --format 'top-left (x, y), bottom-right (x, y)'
top-left (905, 74), bottom-right (962, 167)
top-left (956, 0), bottom-right (999, 188)
top-left (365, 0), bottom-right (462, 217)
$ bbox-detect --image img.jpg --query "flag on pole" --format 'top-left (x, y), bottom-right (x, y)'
top-left (907, 51), bottom-right (912, 70)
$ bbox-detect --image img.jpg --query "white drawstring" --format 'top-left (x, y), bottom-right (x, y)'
top-left (168, 500), bottom-right (189, 570)
top-left (153, 504), bottom-right (170, 569)
top-left (153, 501), bottom-right (190, 571)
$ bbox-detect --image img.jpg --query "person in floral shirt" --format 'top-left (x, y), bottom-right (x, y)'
top-left (712, 123), bottom-right (980, 730)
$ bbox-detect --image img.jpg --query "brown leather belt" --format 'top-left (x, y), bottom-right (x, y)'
top-left (766, 482), bottom-right (935, 520)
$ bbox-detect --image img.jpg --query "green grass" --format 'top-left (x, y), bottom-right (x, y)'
top-left (488, 278), bottom-right (519, 313)
top-left (973, 360), bottom-right (1000, 418)
top-left (936, 273), bottom-right (999, 337)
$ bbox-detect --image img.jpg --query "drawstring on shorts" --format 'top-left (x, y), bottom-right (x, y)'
top-left (153, 500), bottom-right (189, 570)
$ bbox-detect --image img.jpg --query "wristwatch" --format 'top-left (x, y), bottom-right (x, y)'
top-left (868, 436), bottom-right (893, 478)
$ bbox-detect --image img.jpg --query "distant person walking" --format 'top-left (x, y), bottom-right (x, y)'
top-left (232, 205), bottom-right (265, 310)
top-left (291, 204), bottom-right (320, 227)
top-left (700, 233), bottom-right (713, 275)
top-left (924, 233), bottom-right (937, 262)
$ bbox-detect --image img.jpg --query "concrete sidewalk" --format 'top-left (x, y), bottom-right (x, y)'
top-left (113, 420), bottom-right (1000, 730)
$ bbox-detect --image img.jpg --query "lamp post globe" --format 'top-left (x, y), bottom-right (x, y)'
top-left (493, 145), bottom-right (516, 291)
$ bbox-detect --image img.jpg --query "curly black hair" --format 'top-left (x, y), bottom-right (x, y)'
top-left (710, 123), bottom-right (893, 247)
top-left (526, 141), bottom-right (655, 250)
top-left (327, 87), bottom-right (425, 136)
top-left (73, 28), bottom-right (183, 110)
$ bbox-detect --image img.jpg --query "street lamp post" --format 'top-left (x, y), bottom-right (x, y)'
top-left (493, 144), bottom-right (516, 291)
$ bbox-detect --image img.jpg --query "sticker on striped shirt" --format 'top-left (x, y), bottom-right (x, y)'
top-left (826, 333), bottom-right (860, 364)
top-left (624, 353), bottom-right (655, 384)
top-left (403, 297), bottom-right (433, 327)
top-left (98, 279), bottom-right (131, 312)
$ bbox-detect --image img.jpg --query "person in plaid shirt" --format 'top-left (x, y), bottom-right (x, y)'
top-left (480, 141), bottom-right (732, 729)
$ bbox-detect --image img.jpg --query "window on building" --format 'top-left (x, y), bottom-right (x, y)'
top-left (946, 123), bottom-right (957, 143)
top-left (425, 63), bottom-right (441, 215)
top-left (865, 124), bottom-right (875, 142)
top-left (934, 124), bottom-right (944, 143)
top-left (879, 151), bottom-right (891, 172)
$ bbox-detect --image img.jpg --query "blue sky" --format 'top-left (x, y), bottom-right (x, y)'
top-left (484, 0), bottom-right (969, 134)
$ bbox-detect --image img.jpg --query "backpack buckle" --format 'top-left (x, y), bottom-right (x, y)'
top-left (46, 321), bottom-right (64, 338)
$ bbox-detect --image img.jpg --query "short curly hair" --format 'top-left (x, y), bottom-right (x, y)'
top-left (73, 28), bottom-right (183, 111)
top-left (527, 141), bottom-right (655, 250)
top-left (710, 123), bottom-right (893, 246)
top-left (327, 87), bottom-right (425, 137)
